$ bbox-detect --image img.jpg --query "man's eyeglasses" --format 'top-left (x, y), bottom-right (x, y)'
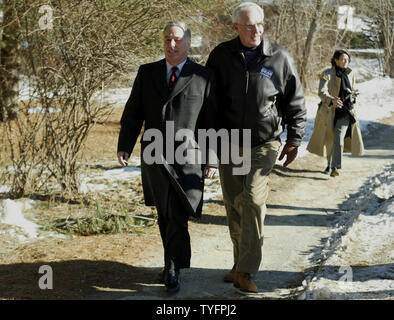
top-left (237, 23), bottom-right (264, 31)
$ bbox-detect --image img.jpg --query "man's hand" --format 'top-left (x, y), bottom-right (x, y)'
top-left (278, 144), bottom-right (298, 168)
top-left (117, 152), bottom-right (129, 167)
top-left (204, 166), bottom-right (217, 179)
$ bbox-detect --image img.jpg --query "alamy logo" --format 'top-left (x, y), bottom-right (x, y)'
top-left (38, 265), bottom-right (53, 290)
top-left (38, 5), bottom-right (54, 30)
top-left (142, 121), bottom-right (252, 175)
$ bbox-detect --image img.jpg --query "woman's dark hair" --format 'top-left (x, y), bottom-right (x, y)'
top-left (331, 50), bottom-right (351, 66)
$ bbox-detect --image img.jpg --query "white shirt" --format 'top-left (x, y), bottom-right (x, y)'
top-left (166, 59), bottom-right (187, 85)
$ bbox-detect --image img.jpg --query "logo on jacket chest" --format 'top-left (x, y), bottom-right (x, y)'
top-left (259, 67), bottom-right (273, 79)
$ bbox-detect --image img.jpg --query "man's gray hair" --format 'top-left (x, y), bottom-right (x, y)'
top-left (163, 21), bottom-right (191, 41)
top-left (232, 2), bottom-right (264, 24)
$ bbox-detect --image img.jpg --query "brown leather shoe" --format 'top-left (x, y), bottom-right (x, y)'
top-left (330, 168), bottom-right (339, 177)
top-left (223, 265), bottom-right (236, 283)
top-left (233, 272), bottom-right (258, 294)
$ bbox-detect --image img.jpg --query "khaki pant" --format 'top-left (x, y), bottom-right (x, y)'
top-left (219, 140), bottom-right (281, 275)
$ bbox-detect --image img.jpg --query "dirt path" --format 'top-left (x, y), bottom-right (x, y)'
top-left (84, 113), bottom-right (393, 300)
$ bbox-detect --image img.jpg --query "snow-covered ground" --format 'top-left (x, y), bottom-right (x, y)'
top-left (0, 199), bottom-right (39, 241)
top-left (79, 156), bottom-right (141, 194)
top-left (0, 198), bottom-right (63, 242)
top-left (91, 87), bottom-right (133, 108)
top-left (300, 164), bottom-right (394, 300)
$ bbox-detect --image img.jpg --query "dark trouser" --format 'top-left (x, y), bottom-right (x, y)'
top-left (327, 114), bottom-right (350, 169)
top-left (156, 183), bottom-right (191, 270)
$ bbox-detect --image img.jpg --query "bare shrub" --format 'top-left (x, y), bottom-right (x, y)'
top-left (2, 0), bottom-right (207, 198)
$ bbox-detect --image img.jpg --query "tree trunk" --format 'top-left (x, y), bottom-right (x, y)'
top-left (379, 0), bottom-right (393, 77)
top-left (0, 0), bottom-right (19, 121)
top-left (291, 0), bottom-right (301, 76)
top-left (300, 0), bottom-right (326, 90)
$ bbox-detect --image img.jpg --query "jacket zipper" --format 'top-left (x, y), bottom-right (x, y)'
top-left (245, 70), bottom-right (249, 94)
top-left (240, 53), bottom-right (249, 134)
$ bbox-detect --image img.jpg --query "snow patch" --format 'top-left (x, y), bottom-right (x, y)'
top-left (300, 164), bottom-right (394, 300)
top-left (91, 87), bottom-right (132, 108)
top-left (0, 199), bottom-right (39, 240)
top-left (28, 107), bottom-right (58, 114)
top-left (203, 176), bottom-right (222, 203)
top-left (80, 158), bottom-right (141, 193)
top-left (0, 185), bottom-right (11, 193)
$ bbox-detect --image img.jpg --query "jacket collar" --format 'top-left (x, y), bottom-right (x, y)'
top-left (330, 66), bottom-right (353, 76)
top-left (154, 58), bottom-right (195, 101)
top-left (229, 35), bottom-right (274, 57)
top-left (167, 58), bottom-right (195, 100)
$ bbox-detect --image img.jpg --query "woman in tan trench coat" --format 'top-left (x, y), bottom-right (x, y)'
top-left (307, 50), bottom-right (364, 177)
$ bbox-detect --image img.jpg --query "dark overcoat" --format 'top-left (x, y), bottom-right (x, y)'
top-left (117, 58), bottom-right (217, 218)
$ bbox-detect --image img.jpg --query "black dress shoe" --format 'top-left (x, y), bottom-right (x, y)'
top-left (157, 268), bottom-right (165, 283)
top-left (164, 268), bottom-right (180, 293)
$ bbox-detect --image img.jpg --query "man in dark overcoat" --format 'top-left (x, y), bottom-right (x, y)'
top-left (117, 21), bottom-right (217, 293)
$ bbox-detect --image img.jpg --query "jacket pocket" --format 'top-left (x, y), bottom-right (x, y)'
top-left (182, 93), bottom-right (203, 107)
top-left (255, 103), bottom-right (281, 141)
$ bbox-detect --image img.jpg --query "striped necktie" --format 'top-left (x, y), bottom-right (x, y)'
top-left (168, 66), bottom-right (178, 91)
